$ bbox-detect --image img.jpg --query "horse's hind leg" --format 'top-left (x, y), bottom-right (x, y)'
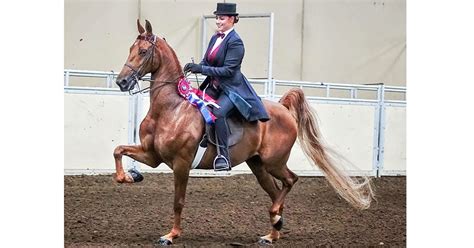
top-left (247, 156), bottom-right (298, 244)
top-left (265, 165), bottom-right (298, 244)
top-left (113, 144), bottom-right (159, 183)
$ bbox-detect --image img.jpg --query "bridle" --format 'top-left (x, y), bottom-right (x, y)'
top-left (125, 35), bottom-right (156, 80)
top-left (123, 34), bottom-right (192, 96)
top-left (124, 35), bottom-right (174, 95)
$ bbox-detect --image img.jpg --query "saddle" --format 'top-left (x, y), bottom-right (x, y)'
top-left (202, 116), bottom-right (244, 148)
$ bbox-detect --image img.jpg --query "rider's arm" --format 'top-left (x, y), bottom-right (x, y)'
top-left (200, 39), bottom-right (243, 78)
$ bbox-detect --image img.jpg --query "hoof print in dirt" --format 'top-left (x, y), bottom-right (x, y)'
top-left (257, 238), bottom-right (273, 246)
top-left (128, 168), bottom-right (144, 182)
top-left (155, 237), bottom-right (172, 246)
top-left (229, 242), bottom-right (245, 246)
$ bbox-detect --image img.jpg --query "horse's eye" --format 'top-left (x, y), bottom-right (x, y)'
top-left (139, 49), bottom-right (147, 56)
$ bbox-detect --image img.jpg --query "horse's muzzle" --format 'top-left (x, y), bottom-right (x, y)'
top-left (116, 77), bottom-right (137, 92)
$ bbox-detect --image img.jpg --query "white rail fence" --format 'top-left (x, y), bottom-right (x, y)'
top-left (64, 69), bottom-right (406, 177)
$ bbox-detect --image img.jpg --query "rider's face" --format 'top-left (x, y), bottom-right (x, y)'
top-left (215, 15), bottom-right (234, 33)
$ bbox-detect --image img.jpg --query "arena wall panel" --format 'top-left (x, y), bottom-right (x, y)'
top-left (134, 97), bottom-right (377, 176)
top-left (380, 106), bottom-right (406, 175)
top-left (286, 103), bottom-right (376, 175)
top-left (64, 93), bottom-right (131, 173)
top-left (64, 92), bottom-right (405, 176)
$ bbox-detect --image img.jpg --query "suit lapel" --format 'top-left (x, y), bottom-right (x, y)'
top-left (214, 30), bottom-right (235, 65)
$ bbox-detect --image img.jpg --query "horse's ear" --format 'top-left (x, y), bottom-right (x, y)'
top-left (137, 19), bottom-right (145, 34)
top-left (145, 19), bottom-right (153, 34)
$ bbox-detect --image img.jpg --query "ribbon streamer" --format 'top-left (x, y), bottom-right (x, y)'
top-left (178, 77), bottom-right (219, 124)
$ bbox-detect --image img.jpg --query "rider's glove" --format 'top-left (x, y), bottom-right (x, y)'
top-left (183, 63), bottom-right (203, 73)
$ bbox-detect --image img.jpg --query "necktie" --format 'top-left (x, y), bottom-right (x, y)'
top-left (216, 32), bottom-right (225, 39)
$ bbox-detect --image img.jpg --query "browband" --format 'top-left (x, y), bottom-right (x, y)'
top-left (137, 35), bottom-right (157, 43)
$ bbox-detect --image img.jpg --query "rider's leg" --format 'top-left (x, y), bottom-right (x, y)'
top-left (213, 93), bottom-right (234, 171)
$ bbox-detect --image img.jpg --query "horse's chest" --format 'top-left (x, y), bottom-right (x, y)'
top-left (139, 116), bottom-right (155, 134)
top-left (138, 118), bottom-right (158, 150)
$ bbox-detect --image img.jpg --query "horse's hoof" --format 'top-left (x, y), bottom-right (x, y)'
top-left (156, 237), bottom-right (173, 246)
top-left (257, 238), bottom-right (273, 246)
top-left (273, 216), bottom-right (284, 231)
top-left (128, 168), bottom-right (144, 182)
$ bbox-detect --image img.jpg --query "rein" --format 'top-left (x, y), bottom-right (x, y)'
top-left (129, 76), bottom-right (183, 95)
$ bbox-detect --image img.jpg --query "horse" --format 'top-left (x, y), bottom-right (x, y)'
top-left (113, 20), bottom-right (374, 246)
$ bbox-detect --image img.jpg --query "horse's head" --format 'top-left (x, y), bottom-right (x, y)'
top-left (116, 19), bottom-right (159, 92)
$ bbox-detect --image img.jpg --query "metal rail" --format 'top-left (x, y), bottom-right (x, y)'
top-left (63, 69), bottom-right (152, 88)
top-left (63, 69), bottom-right (406, 104)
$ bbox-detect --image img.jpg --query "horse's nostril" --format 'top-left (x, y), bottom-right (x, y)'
top-left (115, 78), bottom-right (128, 91)
top-left (116, 78), bottom-right (126, 86)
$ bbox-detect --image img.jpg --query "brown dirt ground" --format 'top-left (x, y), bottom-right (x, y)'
top-left (64, 173), bottom-right (406, 247)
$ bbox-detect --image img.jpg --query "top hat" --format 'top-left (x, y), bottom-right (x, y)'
top-left (213, 3), bottom-right (238, 16)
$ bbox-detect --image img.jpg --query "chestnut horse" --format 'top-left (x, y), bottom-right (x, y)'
top-left (113, 20), bottom-right (374, 246)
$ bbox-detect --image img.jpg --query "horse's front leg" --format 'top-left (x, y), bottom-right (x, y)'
top-left (113, 144), bottom-right (159, 183)
top-left (157, 159), bottom-right (191, 245)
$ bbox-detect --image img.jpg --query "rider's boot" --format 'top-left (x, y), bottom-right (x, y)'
top-left (213, 117), bottom-right (231, 171)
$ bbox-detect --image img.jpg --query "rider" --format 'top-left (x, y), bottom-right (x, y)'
top-left (184, 2), bottom-right (270, 171)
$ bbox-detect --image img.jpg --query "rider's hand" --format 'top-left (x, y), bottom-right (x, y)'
top-left (183, 63), bottom-right (202, 73)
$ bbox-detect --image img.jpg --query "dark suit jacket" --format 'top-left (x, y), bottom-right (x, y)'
top-left (199, 30), bottom-right (270, 122)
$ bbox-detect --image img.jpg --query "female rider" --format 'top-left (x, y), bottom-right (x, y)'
top-left (184, 2), bottom-right (270, 171)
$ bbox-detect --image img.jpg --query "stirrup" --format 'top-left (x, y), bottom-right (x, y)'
top-left (213, 155), bottom-right (230, 171)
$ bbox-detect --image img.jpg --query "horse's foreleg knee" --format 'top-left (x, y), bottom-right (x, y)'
top-left (113, 144), bottom-right (161, 183)
top-left (113, 146), bottom-right (124, 159)
top-left (113, 145), bottom-right (135, 183)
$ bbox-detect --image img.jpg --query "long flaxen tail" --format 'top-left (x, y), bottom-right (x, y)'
top-left (279, 88), bottom-right (375, 210)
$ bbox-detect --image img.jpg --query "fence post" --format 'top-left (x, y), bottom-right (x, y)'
top-left (134, 93), bottom-right (144, 170)
top-left (127, 93), bottom-right (140, 171)
top-left (271, 79), bottom-right (276, 100)
top-left (268, 13), bottom-right (274, 100)
top-left (106, 74), bottom-right (112, 88)
top-left (64, 70), bottom-right (70, 86)
top-left (374, 85), bottom-right (386, 177)
top-left (201, 16), bottom-right (207, 60)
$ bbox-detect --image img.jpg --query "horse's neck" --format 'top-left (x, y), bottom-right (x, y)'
top-left (147, 39), bottom-right (184, 117)
top-left (148, 73), bottom-right (182, 115)
top-left (150, 74), bottom-right (179, 98)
